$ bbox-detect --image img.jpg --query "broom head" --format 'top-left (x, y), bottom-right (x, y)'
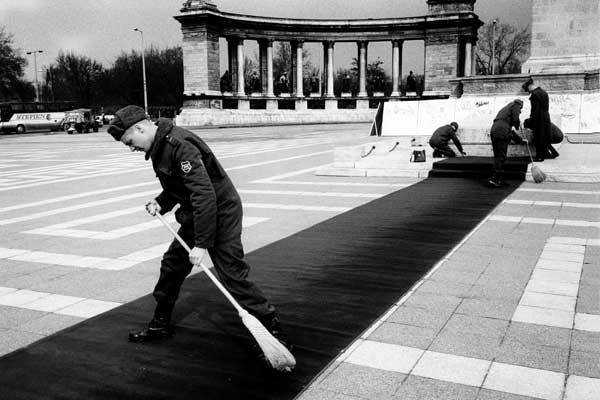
top-left (240, 310), bottom-right (296, 372)
top-left (531, 164), bottom-right (546, 183)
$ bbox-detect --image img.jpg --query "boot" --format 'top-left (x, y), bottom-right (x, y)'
top-left (488, 175), bottom-right (503, 188)
top-left (128, 316), bottom-right (174, 343)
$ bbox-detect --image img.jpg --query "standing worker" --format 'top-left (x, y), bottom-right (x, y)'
top-left (429, 122), bottom-right (466, 158)
top-left (107, 105), bottom-right (292, 364)
top-left (488, 99), bottom-right (525, 187)
top-left (523, 77), bottom-right (551, 161)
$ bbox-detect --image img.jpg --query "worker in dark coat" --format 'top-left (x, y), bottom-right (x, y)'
top-left (488, 99), bottom-right (525, 187)
top-left (107, 106), bottom-right (291, 360)
top-left (524, 118), bottom-right (561, 159)
top-left (523, 78), bottom-right (552, 161)
top-left (429, 122), bottom-right (466, 158)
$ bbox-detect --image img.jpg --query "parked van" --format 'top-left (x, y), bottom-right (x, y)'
top-left (0, 112), bottom-right (65, 134)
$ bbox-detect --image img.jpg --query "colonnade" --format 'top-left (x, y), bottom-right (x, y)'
top-left (224, 38), bottom-right (476, 98)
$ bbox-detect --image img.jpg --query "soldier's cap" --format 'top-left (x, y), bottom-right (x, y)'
top-left (107, 105), bottom-right (148, 141)
top-left (450, 122), bottom-right (459, 130)
top-left (522, 77), bottom-right (534, 92)
top-left (514, 99), bottom-right (523, 107)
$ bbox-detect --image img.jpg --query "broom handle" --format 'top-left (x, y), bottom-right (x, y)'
top-left (520, 127), bottom-right (536, 163)
top-left (156, 213), bottom-right (245, 315)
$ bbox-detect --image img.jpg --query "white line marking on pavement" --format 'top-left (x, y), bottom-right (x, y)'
top-left (0, 191), bottom-right (159, 226)
top-left (512, 237), bottom-right (599, 333)
top-left (490, 215), bottom-right (600, 228)
top-left (226, 150), bottom-right (332, 171)
top-left (517, 188), bottom-right (600, 195)
top-left (504, 199), bottom-right (600, 209)
top-left (0, 182), bottom-right (157, 214)
top-left (243, 203), bottom-right (350, 212)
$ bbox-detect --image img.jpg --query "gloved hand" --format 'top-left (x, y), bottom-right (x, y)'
top-left (189, 247), bottom-right (207, 266)
top-left (461, 151), bottom-right (467, 156)
top-left (145, 199), bottom-right (161, 216)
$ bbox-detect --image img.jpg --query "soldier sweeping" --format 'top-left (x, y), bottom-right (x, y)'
top-left (488, 99), bottom-right (525, 187)
top-left (107, 105), bottom-right (293, 369)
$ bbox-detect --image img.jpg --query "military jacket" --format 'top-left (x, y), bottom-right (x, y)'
top-left (149, 119), bottom-right (241, 248)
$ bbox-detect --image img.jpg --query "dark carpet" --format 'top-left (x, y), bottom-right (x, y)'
top-left (0, 177), bottom-right (518, 400)
top-left (429, 156), bottom-right (530, 180)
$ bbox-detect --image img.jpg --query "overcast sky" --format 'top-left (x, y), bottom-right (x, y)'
top-left (1, 0), bottom-right (532, 81)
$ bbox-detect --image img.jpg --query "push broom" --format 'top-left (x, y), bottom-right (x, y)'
top-left (521, 129), bottom-right (546, 183)
top-left (156, 213), bottom-right (296, 372)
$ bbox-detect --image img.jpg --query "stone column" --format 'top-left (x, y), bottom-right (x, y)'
top-left (290, 41), bottom-right (297, 95)
top-left (266, 40), bottom-right (274, 97)
top-left (323, 41), bottom-right (335, 98)
top-left (236, 39), bottom-right (245, 96)
top-left (391, 40), bottom-right (403, 97)
top-left (464, 41), bottom-right (472, 77)
top-left (259, 40), bottom-right (268, 95)
top-left (295, 40), bottom-right (304, 97)
top-left (358, 41), bottom-right (368, 97)
top-left (227, 38), bottom-right (238, 93)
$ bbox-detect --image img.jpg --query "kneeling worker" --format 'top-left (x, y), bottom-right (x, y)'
top-left (106, 105), bottom-right (292, 365)
top-left (429, 122), bottom-right (466, 158)
top-left (488, 99), bottom-right (525, 187)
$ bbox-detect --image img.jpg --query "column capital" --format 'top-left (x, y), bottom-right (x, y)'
top-left (322, 40), bottom-right (335, 48)
top-left (258, 38), bottom-right (274, 46)
top-left (357, 40), bottom-right (369, 48)
top-left (392, 39), bottom-right (405, 47)
top-left (293, 39), bottom-right (304, 47)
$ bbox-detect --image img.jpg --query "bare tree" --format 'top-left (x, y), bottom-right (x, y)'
top-left (476, 20), bottom-right (530, 75)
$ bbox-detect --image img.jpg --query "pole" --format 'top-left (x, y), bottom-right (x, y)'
top-left (134, 28), bottom-right (148, 113)
top-left (26, 50), bottom-right (43, 102)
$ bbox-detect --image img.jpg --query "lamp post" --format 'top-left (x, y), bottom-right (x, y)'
top-left (491, 19), bottom-right (497, 75)
top-left (133, 28), bottom-right (148, 113)
top-left (26, 49), bottom-right (43, 102)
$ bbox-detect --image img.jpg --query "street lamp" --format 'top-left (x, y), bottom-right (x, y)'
top-left (133, 28), bottom-right (148, 113)
top-left (26, 49), bottom-right (43, 102)
top-left (491, 19), bottom-right (497, 75)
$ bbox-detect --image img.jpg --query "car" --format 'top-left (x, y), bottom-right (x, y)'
top-left (0, 111), bottom-right (65, 134)
top-left (102, 114), bottom-right (115, 124)
top-left (94, 115), bottom-right (103, 127)
top-left (62, 109), bottom-right (101, 134)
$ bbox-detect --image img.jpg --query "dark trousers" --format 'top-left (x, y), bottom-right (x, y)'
top-left (430, 144), bottom-right (456, 157)
top-left (491, 134), bottom-right (510, 180)
top-left (152, 213), bottom-right (273, 322)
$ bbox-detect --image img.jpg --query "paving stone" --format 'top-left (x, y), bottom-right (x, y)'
top-left (470, 283), bottom-right (525, 302)
top-left (504, 322), bottom-right (571, 349)
top-left (297, 387), bottom-right (361, 400)
top-left (392, 375), bottom-right (478, 400)
top-left (368, 322), bottom-right (437, 349)
top-left (495, 339), bottom-right (569, 373)
top-left (415, 280), bottom-right (472, 299)
top-left (0, 328), bottom-right (44, 357)
top-left (483, 362), bottom-right (565, 400)
top-left (319, 362), bottom-right (406, 399)
top-left (15, 313), bottom-right (83, 335)
top-left (0, 305), bottom-right (46, 329)
top-left (456, 298), bottom-right (517, 320)
top-left (387, 306), bottom-right (452, 331)
top-left (402, 293), bottom-right (462, 314)
top-left (429, 330), bottom-right (502, 360)
top-left (430, 269), bottom-right (482, 285)
top-left (412, 351), bottom-right (490, 387)
top-left (476, 389), bottom-right (542, 400)
top-left (571, 330), bottom-right (600, 353)
top-left (581, 265), bottom-right (600, 285)
top-left (576, 284), bottom-right (600, 314)
top-left (568, 350), bottom-right (600, 378)
top-left (443, 314), bottom-right (510, 339)
top-left (564, 374), bottom-right (600, 400)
